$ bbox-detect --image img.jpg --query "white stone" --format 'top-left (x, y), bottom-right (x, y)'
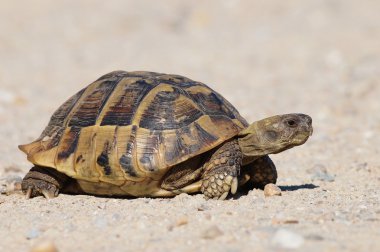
top-left (0, 89), bottom-right (15, 103)
top-left (271, 228), bottom-right (304, 249)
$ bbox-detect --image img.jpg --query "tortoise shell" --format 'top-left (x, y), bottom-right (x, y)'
top-left (19, 71), bottom-right (248, 192)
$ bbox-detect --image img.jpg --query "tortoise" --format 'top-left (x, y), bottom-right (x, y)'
top-left (19, 71), bottom-right (313, 200)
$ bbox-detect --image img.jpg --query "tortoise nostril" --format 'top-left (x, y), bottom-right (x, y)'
top-left (307, 117), bottom-right (312, 125)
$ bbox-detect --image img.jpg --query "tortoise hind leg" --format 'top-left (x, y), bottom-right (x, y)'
top-left (21, 166), bottom-right (69, 199)
top-left (161, 155), bottom-right (204, 191)
top-left (240, 155), bottom-right (277, 189)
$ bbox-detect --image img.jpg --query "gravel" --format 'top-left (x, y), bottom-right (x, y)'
top-left (0, 1), bottom-right (380, 251)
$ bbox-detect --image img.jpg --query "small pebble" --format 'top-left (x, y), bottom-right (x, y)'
top-left (271, 228), bottom-right (304, 249)
top-left (30, 241), bottom-right (58, 252)
top-left (168, 216), bottom-right (189, 231)
top-left (0, 89), bottom-right (16, 103)
top-left (175, 216), bottom-right (189, 226)
top-left (264, 184), bottom-right (282, 197)
top-left (197, 203), bottom-right (209, 211)
top-left (272, 218), bottom-right (299, 225)
top-left (202, 225), bottom-right (224, 239)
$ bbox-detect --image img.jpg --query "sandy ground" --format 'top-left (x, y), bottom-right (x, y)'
top-left (1, 1), bottom-right (379, 251)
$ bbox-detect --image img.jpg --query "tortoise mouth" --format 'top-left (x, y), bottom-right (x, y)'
top-left (270, 133), bottom-right (311, 154)
top-left (293, 128), bottom-right (312, 146)
top-left (295, 134), bottom-right (310, 145)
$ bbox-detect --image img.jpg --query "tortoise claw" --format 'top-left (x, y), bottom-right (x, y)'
top-left (25, 187), bottom-right (32, 199)
top-left (41, 190), bottom-right (56, 199)
top-left (218, 191), bottom-right (229, 200)
top-left (231, 177), bottom-right (238, 194)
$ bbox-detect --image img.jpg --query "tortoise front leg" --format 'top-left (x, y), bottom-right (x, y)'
top-left (201, 139), bottom-right (242, 200)
top-left (21, 166), bottom-right (69, 199)
top-left (241, 155), bottom-right (277, 189)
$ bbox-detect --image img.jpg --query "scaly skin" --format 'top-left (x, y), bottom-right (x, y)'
top-left (241, 156), bottom-right (277, 189)
top-left (21, 166), bottom-right (69, 199)
top-left (201, 139), bottom-right (242, 200)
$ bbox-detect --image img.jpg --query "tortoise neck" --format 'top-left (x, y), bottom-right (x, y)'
top-left (237, 134), bottom-right (268, 165)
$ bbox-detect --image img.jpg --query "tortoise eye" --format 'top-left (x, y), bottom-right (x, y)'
top-left (285, 119), bottom-right (298, 128)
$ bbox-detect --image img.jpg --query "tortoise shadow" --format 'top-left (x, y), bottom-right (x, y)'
top-left (230, 183), bottom-right (319, 199)
top-left (279, 183), bottom-right (319, 191)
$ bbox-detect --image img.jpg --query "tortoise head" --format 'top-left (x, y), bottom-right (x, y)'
top-left (238, 114), bottom-right (313, 157)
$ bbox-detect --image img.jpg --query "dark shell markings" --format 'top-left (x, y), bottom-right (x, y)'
top-left (19, 70), bottom-right (248, 190)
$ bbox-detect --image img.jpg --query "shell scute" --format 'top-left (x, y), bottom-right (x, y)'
top-left (20, 71), bottom-right (248, 185)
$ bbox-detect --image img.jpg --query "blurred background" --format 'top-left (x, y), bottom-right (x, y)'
top-left (0, 0), bottom-right (379, 181)
top-left (1, 1), bottom-right (380, 251)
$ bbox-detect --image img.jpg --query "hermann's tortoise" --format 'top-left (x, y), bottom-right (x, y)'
top-left (19, 71), bottom-right (313, 200)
